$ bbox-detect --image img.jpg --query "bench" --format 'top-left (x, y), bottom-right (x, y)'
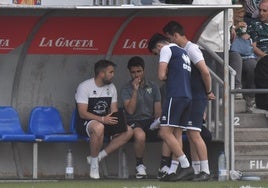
top-left (0, 106), bottom-right (212, 179)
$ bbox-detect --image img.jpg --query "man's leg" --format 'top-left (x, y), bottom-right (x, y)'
top-left (242, 58), bottom-right (257, 111)
top-left (158, 142), bottom-right (171, 179)
top-left (159, 126), bottom-right (193, 181)
top-left (104, 126), bottom-right (133, 154)
top-left (229, 51), bottom-right (243, 89)
top-left (133, 127), bottom-right (147, 179)
top-left (87, 121), bottom-right (105, 179)
top-left (187, 130), bottom-right (210, 181)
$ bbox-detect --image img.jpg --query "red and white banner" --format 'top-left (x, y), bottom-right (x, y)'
top-left (0, 15), bottom-right (208, 55)
top-left (113, 16), bottom-right (207, 55)
top-left (0, 16), bottom-right (39, 54)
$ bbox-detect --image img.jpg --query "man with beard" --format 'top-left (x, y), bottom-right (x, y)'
top-left (75, 59), bottom-right (133, 179)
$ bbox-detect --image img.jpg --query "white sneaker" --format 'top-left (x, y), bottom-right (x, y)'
top-left (136, 164), bottom-right (147, 179)
top-left (90, 164), bottom-right (100, 179)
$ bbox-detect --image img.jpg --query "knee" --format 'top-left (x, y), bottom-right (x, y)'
top-left (123, 126), bottom-right (134, 140)
top-left (88, 122), bottom-right (104, 137)
top-left (134, 130), bottom-right (146, 143)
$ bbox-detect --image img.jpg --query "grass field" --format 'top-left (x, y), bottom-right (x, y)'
top-left (0, 179), bottom-right (268, 188)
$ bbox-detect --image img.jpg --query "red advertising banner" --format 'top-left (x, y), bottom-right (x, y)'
top-left (28, 17), bottom-right (125, 54)
top-left (113, 16), bottom-right (208, 55)
top-left (0, 16), bottom-right (39, 54)
top-left (29, 16), bottom-right (207, 55)
top-left (0, 15), bottom-right (207, 55)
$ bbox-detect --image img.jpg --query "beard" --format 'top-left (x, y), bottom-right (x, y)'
top-left (103, 78), bottom-right (112, 85)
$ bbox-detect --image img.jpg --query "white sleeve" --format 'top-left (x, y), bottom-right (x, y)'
top-left (75, 83), bottom-right (89, 104)
top-left (159, 45), bottom-right (172, 63)
top-left (188, 44), bottom-right (204, 65)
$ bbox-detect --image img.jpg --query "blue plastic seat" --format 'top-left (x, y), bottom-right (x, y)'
top-left (28, 106), bottom-right (78, 142)
top-left (70, 109), bottom-right (90, 142)
top-left (0, 106), bottom-right (35, 142)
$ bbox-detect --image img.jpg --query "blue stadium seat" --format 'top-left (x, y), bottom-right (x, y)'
top-left (70, 108), bottom-right (89, 141)
top-left (28, 106), bottom-right (78, 142)
top-left (0, 106), bottom-right (35, 142)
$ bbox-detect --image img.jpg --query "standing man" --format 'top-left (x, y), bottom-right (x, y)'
top-left (75, 59), bottom-right (133, 179)
top-left (162, 21), bottom-right (216, 181)
top-left (121, 56), bottom-right (162, 179)
top-left (148, 33), bottom-right (194, 181)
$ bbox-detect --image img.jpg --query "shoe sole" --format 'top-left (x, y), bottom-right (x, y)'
top-left (136, 175), bottom-right (147, 179)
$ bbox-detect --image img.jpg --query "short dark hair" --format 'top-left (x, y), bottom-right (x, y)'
top-left (127, 56), bottom-right (145, 70)
top-left (163, 21), bottom-right (185, 36)
top-left (147, 33), bottom-right (168, 52)
top-left (94, 59), bottom-right (116, 76)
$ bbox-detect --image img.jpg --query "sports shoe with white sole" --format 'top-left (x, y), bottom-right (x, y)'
top-left (90, 164), bottom-right (100, 179)
top-left (136, 164), bottom-right (147, 179)
top-left (157, 165), bottom-right (169, 179)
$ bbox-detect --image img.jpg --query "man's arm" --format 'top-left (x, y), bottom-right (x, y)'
top-left (252, 42), bottom-right (267, 58)
top-left (77, 102), bottom-right (118, 125)
top-left (154, 101), bottom-right (162, 119)
top-left (158, 62), bottom-right (168, 81)
top-left (123, 78), bottom-right (140, 115)
top-left (195, 60), bottom-right (215, 100)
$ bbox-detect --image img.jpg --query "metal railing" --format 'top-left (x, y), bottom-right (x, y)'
top-left (200, 41), bottom-right (268, 174)
top-left (198, 40), bottom-right (236, 174)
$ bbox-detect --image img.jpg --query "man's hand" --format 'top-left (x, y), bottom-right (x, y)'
top-left (102, 112), bottom-right (118, 125)
top-left (132, 77), bottom-right (141, 91)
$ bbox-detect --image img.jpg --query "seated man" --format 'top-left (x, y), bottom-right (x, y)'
top-left (121, 56), bottom-right (162, 179)
top-left (75, 59), bottom-right (133, 179)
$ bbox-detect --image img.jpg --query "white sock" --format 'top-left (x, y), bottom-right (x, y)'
top-left (200, 160), bottom-right (210, 174)
top-left (178, 155), bottom-right (190, 168)
top-left (192, 161), bottom-right (201, 175)
top-left (168, 160), bottom-right (179, 174)
top-left (98, 150), bottom-right (107, 161)
top-left (91, 157), bottom-right (99, 168)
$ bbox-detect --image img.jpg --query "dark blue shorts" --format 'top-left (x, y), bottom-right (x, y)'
top-left (160, 97), bottom-right (192, 128)
top-left (186, 99), bottom-right (207, 131)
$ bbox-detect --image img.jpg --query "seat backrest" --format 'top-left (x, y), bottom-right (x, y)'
top-left (70, 109), bottom-right (77, 134)
top-left (28, 106), bottom-right (66, 135)
top-left (0, 106), bottom-right (24, 134)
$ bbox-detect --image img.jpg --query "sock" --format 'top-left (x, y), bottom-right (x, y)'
top-left (192, 161), bottom-right (201, 175)
top-left (136, 157), bottom-right (143, 166)
top-left (98, 150), bottom-right (107, 161)
top-left (160, 156), bottom-right (171, 168)
top-left (178, 154), bottom-right (190, 168)
top-left (168, 160), bottom-right (179, 174)
top-left (91, 157), bottom-right (99, 168)
top-left (200, 160), bottom-right (210, 174)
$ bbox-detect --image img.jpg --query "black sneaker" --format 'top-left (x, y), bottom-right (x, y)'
top-left (175, 166), bottom-right (194, 181)
top-left (159, 172), bottom-right (177, 182)
top-left (193, 171), bottom-right (210, 181)
top-left (157, 169), bottom-right (168, 179)
top-left (157, 166), bottom-right (169, 179)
